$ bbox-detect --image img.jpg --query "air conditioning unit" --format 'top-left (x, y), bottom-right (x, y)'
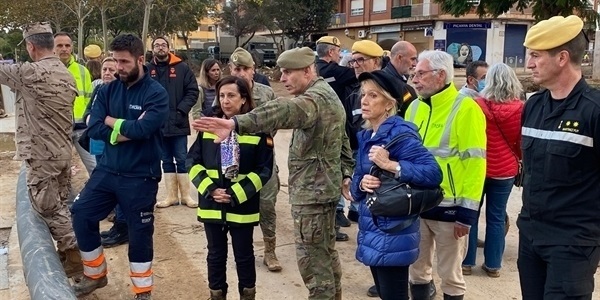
top-left (358, 30), bottom-right (367, 39)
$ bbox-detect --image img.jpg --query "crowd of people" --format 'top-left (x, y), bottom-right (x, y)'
top-left (0, 13), bottom-right (598, 300)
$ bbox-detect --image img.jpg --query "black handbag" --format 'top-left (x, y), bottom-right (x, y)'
top-left (365, 133), bottom-right (444, 219)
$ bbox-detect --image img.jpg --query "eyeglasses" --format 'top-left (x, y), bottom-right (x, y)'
top-left (413, 69), bottom-right (439, 79)
top-left (348, 57), bottom-right (373, 66)
top-left (153, 43), bottom-right (168, 49)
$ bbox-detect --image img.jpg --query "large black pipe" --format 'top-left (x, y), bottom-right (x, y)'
top-left (16, 163), bottom-right (77, 299)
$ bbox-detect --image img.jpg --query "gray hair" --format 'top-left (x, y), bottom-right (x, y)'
top-left (418, 50), bottom-right (454, 84)
top-left (480, 63), bottom-right (523, 103)
top-left (316, 43), bottom-right (336, 58)
top-left (26, 33), bottom-right (55, 50)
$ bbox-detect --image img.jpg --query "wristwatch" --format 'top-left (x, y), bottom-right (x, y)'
top-left (395, 163), bottom-right (401, 179)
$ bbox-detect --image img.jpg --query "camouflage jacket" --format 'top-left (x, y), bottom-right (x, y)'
top-left (235, 77), bottom-right (355, 205)
top-left (0, 57), bottom-right (76, 161)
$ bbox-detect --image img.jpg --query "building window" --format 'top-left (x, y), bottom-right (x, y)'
top-left (351, 0), bottom-right (364, 16)
top-left (208, 26), bottom-right (214, 32)
top-left (372, 0), bottom-right (386, 13)
top-left (409, 0), bottom-right (423, 4)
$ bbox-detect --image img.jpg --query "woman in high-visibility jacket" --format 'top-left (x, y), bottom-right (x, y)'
top-left (187, 75), bottom-right (273, 300)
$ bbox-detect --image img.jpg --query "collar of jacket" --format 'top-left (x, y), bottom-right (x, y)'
top-left (540, 77), bottom-right (589, 116)
top-left (384, 63), bottom-right (408, 83)
top-left (152, 52), bottom-right (182, 66)
top-left (359, 116), bottom-right (417, 144)
top-left (66, 54), bottom-right (76, 67)
top-left (300, 77), bottom-right (321, 95)
top-left (421, 82), bottom-right (457, 108)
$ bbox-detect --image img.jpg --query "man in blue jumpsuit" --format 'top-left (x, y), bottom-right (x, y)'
top-left (519, 15), bottom-right (600, 300)
top-left (70, 34), bottom-right (169, 300)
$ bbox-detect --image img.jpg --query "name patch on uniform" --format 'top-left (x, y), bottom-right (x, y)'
top-left (558, 119), bottom-right (580, 133)
top-left (403, 92), bottom-right (412, 102)
top-left (129, 104), bottom-right (142, 110)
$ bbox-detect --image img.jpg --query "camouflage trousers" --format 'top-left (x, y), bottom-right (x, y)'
top-left (25, 159), bottom-right (77, 252)
top-left (259, 166), bottom-right (280, 238)
top-left (291, 202), bottom-right (342, 300)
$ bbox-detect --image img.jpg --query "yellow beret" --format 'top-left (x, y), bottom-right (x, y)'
top-left (230, 47), bottom-right (254, 67)
top-left (84, 44), bottom-right (102, 59)
top-left (277, 47), bottom-right (315, 69)
top-left (19, 22), bottom-right (53, 45)
top-left (316, 36), bottom-right (341, 47)
top-left (524, 15), bottom-right (583, 50)
top-left (352, 40), bottom-right (383, 57)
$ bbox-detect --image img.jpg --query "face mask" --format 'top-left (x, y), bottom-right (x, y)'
top-left (477, 79), bottom-right (486, 92)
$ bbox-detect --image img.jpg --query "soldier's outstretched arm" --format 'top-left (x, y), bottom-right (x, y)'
top-left (0, 63), bottom-right (25, 90)
top-left (235, 95), bottom-right (319, 135)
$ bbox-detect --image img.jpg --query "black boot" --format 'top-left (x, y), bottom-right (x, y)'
top-left (335, 225), bottom-right (349, 241)
top-left (335, 209), bottom-right (351, 227)
top-left (410, 283), bottom-right (430, 300)
top-left (347, 210), bottom-right (359, 222)
top-left (101, 221), bottom-right (129, 248)
top-left (443, 294), bottom-right (464, 300)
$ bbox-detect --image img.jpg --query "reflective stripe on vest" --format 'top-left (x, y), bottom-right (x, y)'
top-left (197, 208), bottom-right (260, 224)
top-left (189, 164), bottom-right (214, 195)
top-left (130, 262), bottom-right (153, 294)
top-left (80, 246), bottom-right (107, 279)
top-left (522, 127), bottom-right (594, 147)
top-left (203, 132), bottom-right (261, 145)
top-left (230, 172), bottom-right (262, 204)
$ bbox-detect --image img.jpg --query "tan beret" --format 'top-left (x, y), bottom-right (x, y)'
top-left (230, 47), bottom-right (254, 68)
top-left (316, 36), bottom-right (341, 47)
top-left (352, 40), bottom-right (383, 57)
top-left (524, 15), bottom-right (584, 50)
top-left (19, 22), bottom-right (53, 45)
top-left (84, 44), bottom-right (102, 59)
top-left (277, 47), bottom-right (315, 69)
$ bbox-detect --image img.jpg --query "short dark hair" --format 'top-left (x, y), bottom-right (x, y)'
top-left (548, 31), bottom-right (587, 65)
top-left (465, 60), bottom-right (489, 78)
top-left (26, 33), bottom-right (55, 50)
top-left (152, 36), bottom-right (169, 49)
top-left (53, 32), bottom-right (72, 40)
top-left (213, 76), bottom-right (255, 117)
top-left (109, 34), bottom-right (144, 58)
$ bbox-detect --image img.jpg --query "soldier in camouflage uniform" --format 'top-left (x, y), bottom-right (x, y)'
top-left (0, 22), bottom-right (82, 278)
top-left (193, 47), bottom-right (355, 300)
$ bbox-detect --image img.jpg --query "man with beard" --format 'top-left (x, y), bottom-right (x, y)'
top-left (147, 37), bottom-right (199, 209)
top-left (70, 34), bottom-right (169, 300)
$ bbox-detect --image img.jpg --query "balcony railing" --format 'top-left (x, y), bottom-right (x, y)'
top-left (330, 13), bottom-right (347, 26)
top-left (391, 3), bottom-right (440, 19)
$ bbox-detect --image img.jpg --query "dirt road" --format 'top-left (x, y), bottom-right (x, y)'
top-left (2, 80), bottom-right (599, 299)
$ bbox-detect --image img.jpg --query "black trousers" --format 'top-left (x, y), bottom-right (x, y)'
top-left (370, 265), bottom-right (409, 300)
top-left (518, 233), bottom-right (600, 300)
top-left (204, 223), bottom-right (255, 294)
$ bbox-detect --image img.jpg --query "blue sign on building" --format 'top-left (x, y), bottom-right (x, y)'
top-left (444, 22), bottom-right (492, 29)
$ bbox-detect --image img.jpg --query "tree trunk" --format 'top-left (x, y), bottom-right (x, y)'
top-left (101, 7), bottom-right (109, 53)
top-left (142, 0), bottom-right (154, 53)
top-left (235, 35), bottom-right (240, 47)
top-left (240, 31), bottom-right (255, 48)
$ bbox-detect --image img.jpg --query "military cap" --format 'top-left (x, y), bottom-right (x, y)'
top-left (230, 47), bottom-right (254, 68)
top-left (524, 15), bottom-right (584, 50)
top-left (84, 44), bottom-right (102, 59)
top-left (316, 36), bottom-right (341, 47)
top-left (352, 40), bottom-right (384, 57)
top-left (277, 47), bottom-right (315, 69)
top-left (18, 22), bottom-right (53, 46)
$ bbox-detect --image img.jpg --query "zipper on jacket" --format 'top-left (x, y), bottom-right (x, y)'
top-left (446, 163), bottom-right (457, 204)
top-left (421, 107), bottom-right (433, 142)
